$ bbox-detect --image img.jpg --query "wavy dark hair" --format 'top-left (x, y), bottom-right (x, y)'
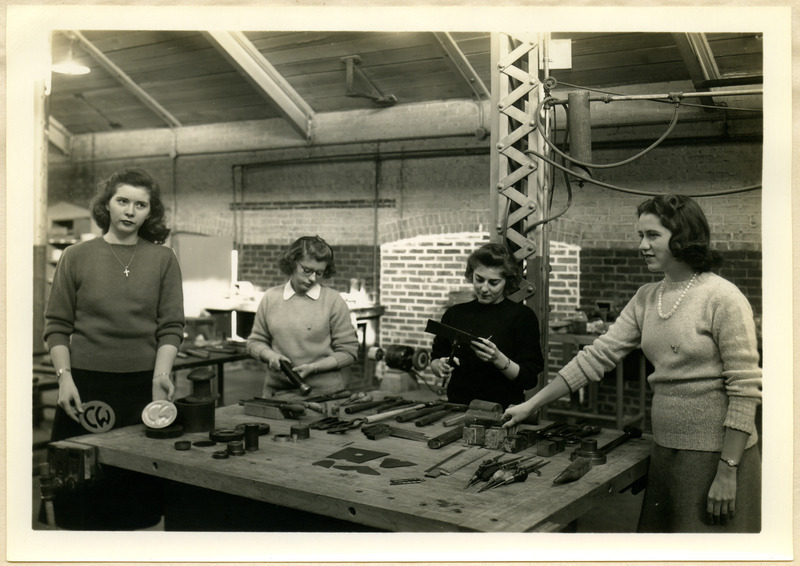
top-left (278, 235), bottom-right (336, 278)
top-left (637, 194), bottom-right (723, 272)
top-left (464, 243), bottom-right (522, 295)
top-left (90, 168), bottom-right (171, 244)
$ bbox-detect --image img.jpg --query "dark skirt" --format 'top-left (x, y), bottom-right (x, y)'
top-left (48, 368), bottom-right (163, 530)
top-left (637, 442), bottom-right (761, 533)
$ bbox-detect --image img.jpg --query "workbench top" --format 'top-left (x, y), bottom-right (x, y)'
top-left (55, 401), bottom-right (651, 532)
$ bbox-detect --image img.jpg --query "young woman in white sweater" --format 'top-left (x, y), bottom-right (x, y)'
top-left (246, 235), bottom-right (358, 396)
top-left (503, 194), bottom-right (761, 532)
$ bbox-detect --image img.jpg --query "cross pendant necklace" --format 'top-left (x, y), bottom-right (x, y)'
top-left (106, 239), bottom-right (138, 277)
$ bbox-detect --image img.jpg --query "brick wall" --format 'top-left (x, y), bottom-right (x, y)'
top-left (548, 241), bottom-right (581, 318)
top-left (238, 243), bottom-right (379, 298)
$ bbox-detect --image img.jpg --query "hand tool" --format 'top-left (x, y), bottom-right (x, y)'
top-left (478, 459), bottom-right (549, 492)
top-left (363, 403), bottom-right (426, 424)
top-left (424, 448), bottom-right (465, 477)
top-left (390, 478), bottom-right (424, 485)
top-left (338, 392), bottom-right (372, 406)
top-left (553, 425), bottom-right (643, 484)
top-left (433, 446), bottom-right (491, 478)
top-left (424, 319), bottom-right (483, 346)
top-left (463, 454), bottom-right (504, 489)
top-left (442, 414), bottom-right (465, 427)
top-left (240, 397), bottom-right (307, 419)
top-left (395, 404), bottom-right (442, 423)
top-left (414, 408), bottom-right (451, 427)
top-left (427, 426), bottom-right (465, 449)
top-left (424, 319), bottom-right (490, 371)
top-left (361, 423), bottom-right (428, 442)
top-left (376, 399), bottom-right (419, 413)
top-left (343, 396), bottom-right (403, 414)
top-left (279, 359), bottom-right (312, 396)
top-left (463, 454), bottom-right (523, 489)
top-left (308, 416), bottom-right (343, 430)
top-left (302, 389), bottom-right (352, 403)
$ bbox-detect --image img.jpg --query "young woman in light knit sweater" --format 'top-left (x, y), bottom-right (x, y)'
top-left (43, 167), bottom-right (185, 529)
top-left (246, 236), bottom-right (358, 396)
top-left (503, 194), bottom-right (761, 533)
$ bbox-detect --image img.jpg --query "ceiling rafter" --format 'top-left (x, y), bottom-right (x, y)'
top-left (65, 31), bottom-right (182, 129)
top-left (671, 32), bottom-right (722, 106)
top-left (432, 32), bottom-right (491, 101)
top-left (204, 31), bottom-right (315, 141)
top-left (47, 117), bottom-right (72, 155)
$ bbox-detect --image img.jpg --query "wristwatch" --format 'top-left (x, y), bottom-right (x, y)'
top-left (720, 457), bottom-right (739, 468)
top-left (56, 368), bottom-right (71, 379)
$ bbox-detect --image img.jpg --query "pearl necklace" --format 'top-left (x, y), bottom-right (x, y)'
top-left (657, 273), bottom-right (697, 320)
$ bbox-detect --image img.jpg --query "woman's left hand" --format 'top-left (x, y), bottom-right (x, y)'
top-left (294, 363), bottom-right (317, 379)
top-left (707, 465), bottom-right (737, 525)
top-left (470, 337), bottom-right (501, 365)
top-left (152, 373), bottom-right (175, 402)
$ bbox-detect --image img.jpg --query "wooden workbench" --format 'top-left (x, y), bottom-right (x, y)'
top-left (50, 402), bottom-right (651, 532)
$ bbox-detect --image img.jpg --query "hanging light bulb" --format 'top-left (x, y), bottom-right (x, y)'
top-left (52, 37), bottom-right (90, 75)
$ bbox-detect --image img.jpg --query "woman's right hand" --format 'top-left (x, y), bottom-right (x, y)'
top-left (262, 352), bottom-right (289, 372)
top-left (432, 357), bottom-right (458, 380)
top-left (56, 372), bottom-right (84, 423)
top-left (502, 401), bottom-right (533, 428)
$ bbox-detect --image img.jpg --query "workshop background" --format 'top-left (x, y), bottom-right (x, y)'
top-left (39, 30), bottom-right (762, 438)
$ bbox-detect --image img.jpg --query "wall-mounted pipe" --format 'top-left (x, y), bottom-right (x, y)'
top-left (567, 91), bottom-right (592, 181)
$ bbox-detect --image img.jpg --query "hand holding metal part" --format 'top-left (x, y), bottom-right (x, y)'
top-left (279, 359), bottom-right (312, 396)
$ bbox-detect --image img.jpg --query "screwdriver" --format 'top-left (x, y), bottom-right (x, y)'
top-left (479, 468), bottom-right (523, 492)
top-left (464, 455), bottom-right (523, 489)
top-left (478, 459), bottom-right (549, 492)
top-left (463, 454), bottom-right (503, 489)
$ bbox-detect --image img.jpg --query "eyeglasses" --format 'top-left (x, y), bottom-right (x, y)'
top-left (297, 262), bottom-right (326, 278)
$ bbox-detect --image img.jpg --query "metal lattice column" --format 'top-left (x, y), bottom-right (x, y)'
top-left (489, 32), bottom-right (551, 392)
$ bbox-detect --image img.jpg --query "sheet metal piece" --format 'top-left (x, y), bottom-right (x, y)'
top-left (327, 446), bottom-right (390, 464)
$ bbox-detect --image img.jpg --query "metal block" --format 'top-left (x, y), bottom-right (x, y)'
top-left (462, 424), bottom-right (486, 446)
top-left (483, 427), bottom-right (509, 450)
top-left (537, 436), bottom-right (566, 457)
top-left (503, 429), bottom-right (537, 453)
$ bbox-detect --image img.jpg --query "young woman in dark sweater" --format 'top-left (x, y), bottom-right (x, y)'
top-left (430, 243), bottom-right (544, 408)
top-left (43, 167), bottom-right (185, 529)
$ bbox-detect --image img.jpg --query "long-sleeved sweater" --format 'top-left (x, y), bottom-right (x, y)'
top-left (246, 282), bottom-right (358, 371)
top-left (560, 272), bottom-right (761, 451)
top-left (44, 237), bottom-right (185, 373)
top-left (431, 298), bottom-right (544, 408)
